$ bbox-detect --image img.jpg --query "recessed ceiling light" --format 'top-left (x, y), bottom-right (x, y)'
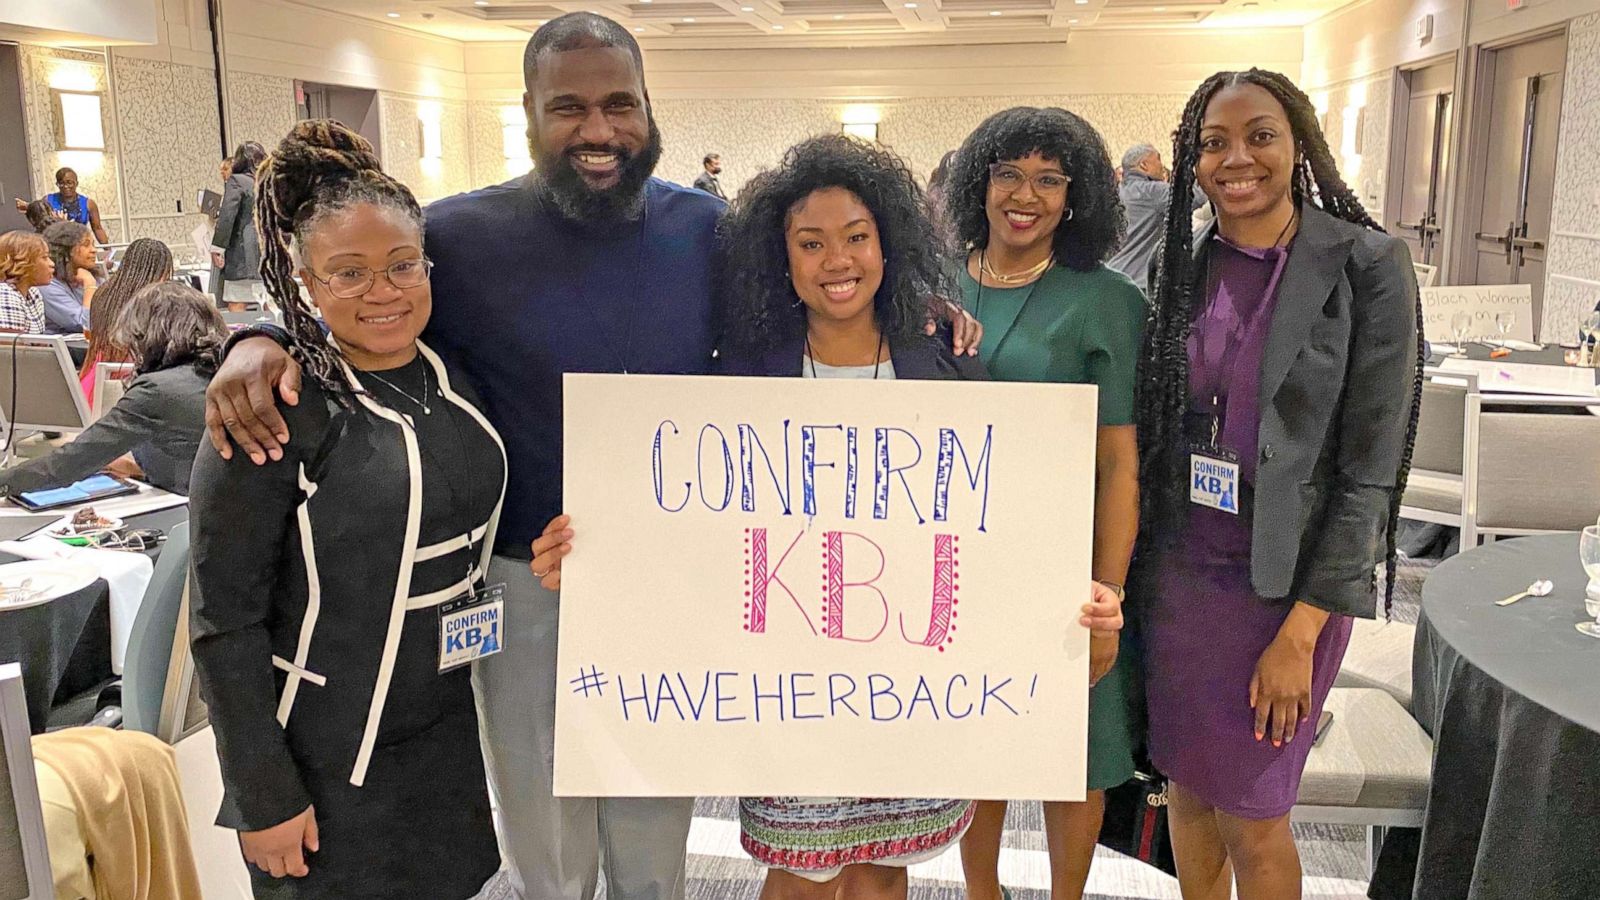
top-left (773, 23), bottom-right (784, 29)
top-left (904, 2), bottom-right (918, 7)
top-left (1068, 16), bottom-right (1079, 22)
top-left (634, 26), bottom-right (644, 31)
top-left (741, 4), bottom-right (754, 9)
top-left (474, 0), bottom-right (488, 5)
top-left (386, 11), bottom-right (400, 17)
top-left (990, 9), bottom-right (1002, 14)
top-left (683, 16), bottom-right (695, 22)
top-left (834, 13), bottom-right (844, 18)
top-left (1074, 0), bottom-right (1087, 4)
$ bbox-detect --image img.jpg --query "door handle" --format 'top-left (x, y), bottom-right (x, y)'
top-left (1397, 221), bottom-right (1425, 232)
top-left (1474, 222), bottom-right (1516, 264)
top-left (1509, 237), bottom-right (1544, 250)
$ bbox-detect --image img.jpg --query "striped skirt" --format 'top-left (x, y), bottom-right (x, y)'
top-left (739, 796), bottom-right (975, 880)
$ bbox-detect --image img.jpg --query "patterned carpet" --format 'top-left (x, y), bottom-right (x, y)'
top-left (674, 557), bottom-right (1435, 900)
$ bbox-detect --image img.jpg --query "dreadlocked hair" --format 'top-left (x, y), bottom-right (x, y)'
top-left (1136, 68), bottom-right (1424, 615)
top-left (78, 238), bottom-right (173, 380)
top-left (256, 119), bottom-right (425, 406)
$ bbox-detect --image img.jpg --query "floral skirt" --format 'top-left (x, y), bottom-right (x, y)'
top-left (739, 796), bottom-right (975, 882)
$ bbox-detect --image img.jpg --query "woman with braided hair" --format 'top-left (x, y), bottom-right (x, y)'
top-left (1133, 70), bottom-right (1422, 898)
top-left (77, 238), bottom-right (173, 399)
top-left (188, 119), bottom-right (506, 899)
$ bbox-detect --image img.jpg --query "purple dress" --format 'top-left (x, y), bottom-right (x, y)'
top-left (1143, 237), bottom-right (1354, 820)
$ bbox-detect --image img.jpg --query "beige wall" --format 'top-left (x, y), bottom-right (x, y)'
top-left (1302, 0), bottom-right (1467, 85)
top-left (0, 0), bottom-right (157, 46)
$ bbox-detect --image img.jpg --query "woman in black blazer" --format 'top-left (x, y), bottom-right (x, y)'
top-left (210, 141), bottom-right (266, 309)
top-left (1133, 69), bottom-right (1422, 899)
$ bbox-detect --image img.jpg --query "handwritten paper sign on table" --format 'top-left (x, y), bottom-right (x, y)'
top-left (555, 374), bottom-right (1095, 800)
top-left (1420, 284), bottom-right (1534, 343)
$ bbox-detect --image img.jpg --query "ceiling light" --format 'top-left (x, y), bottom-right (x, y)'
top-left (741, 4), bottom-right (754, 9)
top-left (1068, 16), bottom-right (1079, 22)
top-left (834, 13), bottom-right (844, 18)
top-left (990, 9), bottom-right (1002, 14)
top-left (474, 0), bottom-right (488, 5)
top-left (773, 23), bottom-right (785, 28)
top-left (683, 17), bottom-right (695, 22)
top-left (387, 11), bottom-right (400, 17)
top-left (634, 26), bottom-right (644, 31)
top-left (904, 2), bottom-right (918, 7)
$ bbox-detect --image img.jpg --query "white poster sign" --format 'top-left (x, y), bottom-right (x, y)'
top-left (555, 374), bottom-right (1096, 800)
top-left (1421, 284), bottom-right (1534, 343)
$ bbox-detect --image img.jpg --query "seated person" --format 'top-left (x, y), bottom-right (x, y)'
top-left (39, 220), bottom-right (98, 334)
top-left (0, 282), bottom-right (223, 497)
top-left (25, 197), bottom-right (64, 232)
top-left (77, 238), bottom-right (174, 400)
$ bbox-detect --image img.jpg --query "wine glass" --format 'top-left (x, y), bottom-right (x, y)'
top-left (1450, 311), bottom-right (1472, 356)
top-left (1578, 527), bottom-right (1600, 638)
top-left (1494, 311), bottom-right (1517, 348)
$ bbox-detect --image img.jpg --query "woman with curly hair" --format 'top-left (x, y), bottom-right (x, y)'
top-left (945, 106), bottom-right (1145, 900)
top-left (1135, 70), bottom-right (1419, 900)
top-left (715, 134), bottom-right (1124, 899)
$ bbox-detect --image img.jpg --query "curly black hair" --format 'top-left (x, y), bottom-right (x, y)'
top-left (719, 134), bottom-right (952, 352)
top-left (1135, 68), bottom-right (1423, 612)
top-left (945, 106), bottom-right (1126, 272)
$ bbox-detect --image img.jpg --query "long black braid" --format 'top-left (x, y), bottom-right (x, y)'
top-left (78, 237), bottom-right (173, 379)
top-left (255, 119), bottom-right (425, 407)
top-left (1137, 68), bottom-right (1424, 615)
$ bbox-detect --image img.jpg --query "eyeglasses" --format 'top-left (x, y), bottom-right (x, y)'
top-left (988, 163), bottom-right (1071, 197)
top-left (306, 258), bottom-right (433, 300)
top-left (84, 528), bottom-right (166, 552)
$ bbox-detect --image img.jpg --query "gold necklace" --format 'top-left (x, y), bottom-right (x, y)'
top-left (979, 252), bottom-right (1053, 285)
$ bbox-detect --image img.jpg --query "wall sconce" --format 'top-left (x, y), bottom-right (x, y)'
top-left (841, 104), bottom-right (881, 142)
top-left (51, 89), bottom-right (105, 151)
top-left (500, 105), bottom-right (531, 161)
top-left (417, 103), bottom-right (443, 161)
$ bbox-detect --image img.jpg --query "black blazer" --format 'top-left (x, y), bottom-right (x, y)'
top-left (210, 173), bottom-right (260, 280)
top-left (1204, 204), bottom-right (1419, 618)
top-left (716, 328), bottom-right (989, 381)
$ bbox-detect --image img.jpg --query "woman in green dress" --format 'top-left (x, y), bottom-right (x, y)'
top-left (947, 107), bottom-right (1145, 900)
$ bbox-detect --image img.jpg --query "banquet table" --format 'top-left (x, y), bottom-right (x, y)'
top-left (1396, 534), bottom-right (1600, 900)
top-left (0, 506), bottom-right (189, 732)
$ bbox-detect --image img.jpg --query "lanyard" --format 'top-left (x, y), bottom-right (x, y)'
top-left (1194, 228), bottom-right (1296, 442)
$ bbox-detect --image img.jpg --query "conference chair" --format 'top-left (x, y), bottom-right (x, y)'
top-left (90, 361), bottom-right (136, 422)
top-left (1413, 262), bottom-right (1438, 288)
top-left (0, 663), bottom-right (53, 900)
top-left (1293, 687), bottom-right (1433, 877)
top-left (1470, 394), bottom-right (1600, 541)
top-left (123, 522), bottom-right (191, 736)
top-left (154, 571), bottom-right (209, 745)
top-left (0, 335), bottom-right (92, 462)
top-left (1399, 367), bottom-right (1481, 548)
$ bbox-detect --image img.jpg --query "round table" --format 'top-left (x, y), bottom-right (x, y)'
top-left (1408, 534), bottom-right (1600, 900)
top-left (0, 506), bottom-right (189, 732)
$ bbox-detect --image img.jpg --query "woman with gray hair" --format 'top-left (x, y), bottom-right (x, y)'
top-left (0, 281), bottom-right (224, 496)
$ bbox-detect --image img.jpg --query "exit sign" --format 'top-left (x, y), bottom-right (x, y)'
top-left (1507, 0), bottom-right (1525, 9)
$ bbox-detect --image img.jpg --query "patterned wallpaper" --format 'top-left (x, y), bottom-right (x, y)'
top-left (380, 94), bottom-right (471, 204)
top-left (227, 72), bottom-right (299, 155)
top-left (111, 53), bottom-right (222, 253)
top-left (648, 93), bottom-right (1189, 199)
top-left (19, 45), bottom-right (124, 243)
top-left (1544, 11), bottom-right (1600, 341)
top-left (467, 99), bottom-right (533, 190)
top-left (1305, 72), bottom-right (1394, 226)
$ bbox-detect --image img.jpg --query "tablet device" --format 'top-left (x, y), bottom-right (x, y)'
top-left (11, 474), bottom-right (140, 512)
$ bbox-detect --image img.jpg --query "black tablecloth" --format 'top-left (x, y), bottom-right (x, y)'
top-left (1375, 534), bottom-right (1600, 900)
top-left (0, 506), bottom-right (189, 732)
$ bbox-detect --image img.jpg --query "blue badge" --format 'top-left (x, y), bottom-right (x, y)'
top-left (438, 583), bottom-right (506, 671)
top-left (1189, 452), bottom-right (1240, 515)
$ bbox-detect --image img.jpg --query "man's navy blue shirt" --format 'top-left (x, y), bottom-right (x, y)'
top-left (422, 175), bottom-right (724, 554)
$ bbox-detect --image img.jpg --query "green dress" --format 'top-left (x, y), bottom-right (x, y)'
top-left (959, 262), bottom-right (1145, 791)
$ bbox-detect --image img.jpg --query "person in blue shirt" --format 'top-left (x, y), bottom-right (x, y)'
top-left (203, 13), bottom-right (980, 900)
top-left (13, 168), bottom-right (110, 244)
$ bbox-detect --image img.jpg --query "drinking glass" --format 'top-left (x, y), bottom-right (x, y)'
top-left (1581, 311), bottom-right (1600, 363)
top-left (1450, 311), bottom-right (1472, 355)
top-left (1577, 527), bottom-right (1600, 638)
top-left (1495, 311), bottom-right (1517, 347)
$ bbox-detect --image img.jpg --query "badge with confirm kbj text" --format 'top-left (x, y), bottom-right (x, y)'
top-left (1189, 446), bottom-right (1241, 515)
top-left (438, 584), bottom-right (506, 671)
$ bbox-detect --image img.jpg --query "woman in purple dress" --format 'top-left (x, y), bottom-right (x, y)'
top-left (1133, 69), bottom-right (1423, 899)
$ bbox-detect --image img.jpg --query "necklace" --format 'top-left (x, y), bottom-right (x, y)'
top-left (805, 331), bottom-right (885, 380)
top-left (365, 360), bottom-right (433, 415)
top-left (979, 251), bottom-right (1054, 285)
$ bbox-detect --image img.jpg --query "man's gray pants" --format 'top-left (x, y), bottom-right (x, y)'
top-left (473, 554), bottom-right (694, 900)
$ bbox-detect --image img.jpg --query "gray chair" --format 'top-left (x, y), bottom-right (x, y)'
top-left (0, 336), bottom-right (92, 462)
top-left (1399, 367), bottom-right (1481, 548)
top-left (90, 361), bottom-right (135, 422)
top-left (1294, 687), bottom-right (1433, 876)
top-left (123, 522), bottom-right (190, 736)
top-left (0, 662), bottom-right (53, 900)
top-left (1471, 396), bottom-right (1600, 540)
top-left (1335, 617), bottom-right (1417, 710)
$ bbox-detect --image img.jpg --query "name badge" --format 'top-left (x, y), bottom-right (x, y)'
top-left (1189, 450), bottom-right (1241, 515)
top-left (439, 584), bottom-right (506, 672)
